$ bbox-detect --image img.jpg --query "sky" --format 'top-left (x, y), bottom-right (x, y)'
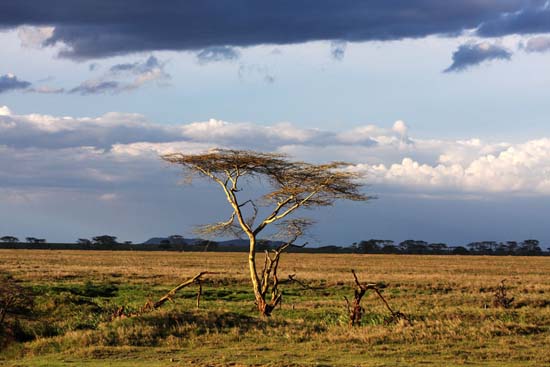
top-left (1, 1), bottom-right (550, 246)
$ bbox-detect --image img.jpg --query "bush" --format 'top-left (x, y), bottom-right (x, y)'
top-left (0, 273), bottom-right (35, 346)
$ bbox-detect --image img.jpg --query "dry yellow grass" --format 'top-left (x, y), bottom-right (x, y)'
top-left (1, 250), bottom-right (549, 367)
top-left (2, 250), bottom-right (549, 287)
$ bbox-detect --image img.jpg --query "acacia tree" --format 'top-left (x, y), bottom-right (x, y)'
top-left (162, 149), bottom-right (369, 316)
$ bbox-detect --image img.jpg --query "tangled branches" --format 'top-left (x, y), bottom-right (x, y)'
top-left (345, 270), bottom-right (409, 327)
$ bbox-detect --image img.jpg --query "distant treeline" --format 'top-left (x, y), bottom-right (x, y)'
top-left (0, 235), bottom-right (548, 255)
top-left (349, 239), bottom-right (546, 256)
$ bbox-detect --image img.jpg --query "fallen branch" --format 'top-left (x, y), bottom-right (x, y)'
top-left (112, 272), bottom-right (217, 319)
top-left (280, 274), bottom-right (325, 290)
top-left (145, 271), bottom-right (215, 311)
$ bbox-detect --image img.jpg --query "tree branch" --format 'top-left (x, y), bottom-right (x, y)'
top-left (139, 271), bottom-right (217, 313)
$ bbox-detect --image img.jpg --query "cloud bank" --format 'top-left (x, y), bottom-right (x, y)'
top-left (1, 106), bottom-right (550, 197)
top-left (0, 1), bottom-right (547, 59)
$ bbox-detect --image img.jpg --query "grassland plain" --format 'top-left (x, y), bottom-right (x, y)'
top-left (0, 250), bottom-right (549, 367)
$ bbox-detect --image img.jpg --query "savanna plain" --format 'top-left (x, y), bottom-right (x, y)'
top-left (0, 250), bottom-right (549, 367)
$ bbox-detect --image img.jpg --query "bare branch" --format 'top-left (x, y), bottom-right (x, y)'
top-left (194, 212), bottom-right (242, 238)
top-left (136, 272), bottom-right (217, 315)
top-left (347, 270), bottom-right (409, 326)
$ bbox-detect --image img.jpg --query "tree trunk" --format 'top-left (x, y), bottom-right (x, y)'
top-left (247, 235), bottom-right (271, 316)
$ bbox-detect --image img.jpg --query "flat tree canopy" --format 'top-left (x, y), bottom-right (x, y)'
top-left (162, 149), bottom-right (369, 315)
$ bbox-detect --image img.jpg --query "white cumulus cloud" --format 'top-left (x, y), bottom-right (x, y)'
top-left (17, 26), bottom-right (55, 48)
top-left (1, 106), bottom-right (550, 197)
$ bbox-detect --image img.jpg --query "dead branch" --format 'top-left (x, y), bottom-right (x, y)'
top-left (148, 272), bottom-right (214, 310)
top-left (281, 274), bottom-right (325, 290)
top-left (346, 270), bottom-right (376, 326)
top-left (112, 272), bottom-right (218, 318)
top-left (493, 279), bottom-right (514, 309)
top-left (347, 269), bottom-right (409, 326)
top-left (112, 305), bottom-right (126, 319)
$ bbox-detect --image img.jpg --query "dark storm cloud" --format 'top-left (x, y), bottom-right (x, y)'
top-left (476, 2), bottom-right (550, 37)
top-left (444, 43), bottom-right (512, 73)
top-left (0, 0), bottom-right (541, 59)
top-left (0, 74), bottom-right (31, 93)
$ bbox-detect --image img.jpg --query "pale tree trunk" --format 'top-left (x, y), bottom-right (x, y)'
top-left (247, 235), bottom-right (269, 315)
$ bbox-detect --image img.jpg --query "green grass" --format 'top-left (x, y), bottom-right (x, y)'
top-left (1, 250), bottom-right (549, 366)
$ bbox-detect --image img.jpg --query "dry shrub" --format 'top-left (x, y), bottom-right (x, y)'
top-left (493, 280), bottom-right (514, 309)
top-left (0, 273), bottom-right (35, 347)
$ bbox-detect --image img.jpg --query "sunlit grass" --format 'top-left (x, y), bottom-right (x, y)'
top-left (1, 250), bottom-right (549, 366)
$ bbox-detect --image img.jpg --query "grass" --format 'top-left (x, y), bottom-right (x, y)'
top-left (0, 250), bottom-right (549, 366)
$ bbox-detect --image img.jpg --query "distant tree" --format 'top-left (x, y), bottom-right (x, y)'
top-left (468, 241), bottom-right (497, 254)
top-left (195, 239), bottom-right (218, 251)
top-left (381, 243), bottom-right (399, 254)
top-left (123, 241), bottom-right (133, 245)
top-left (0, 236), bottom-right (19, 243)
top-left (467, 242), bottom-right (481, 253)
top-left (168, 235), bottom-right (185, 245)
top-left (494, 242), bottom-right (507, 255)
top-left (357, 239), bottom-right (393, 254)
top-left (494, 241), bottom-right (520, 255)
top-left (158, 241), bottom-right (172, 250)
top-left (24, 237), bottom-right (45, 244)
top-left (162, 149), bottom-right (369, 316)
top-left (256, 239), bottom-right (273, 251)
top-left (518, 239), bottom-right (542, 255)
top-left (77, 238), bottom-right (92, 246)
top-left (452, 246), bottom-right (469, 255)
top-left (203, 240), bottom-right (218, 251)
top-left (317, 245), bottom-right (344, 253)
top-left (505, 241), bottom-right (519, 254)
top-left (399, 240), bottom-right (429, 254)
top-left (428, 243), bottom-right (448, 254)
top-left (92, 235), bottom-right (118, 246)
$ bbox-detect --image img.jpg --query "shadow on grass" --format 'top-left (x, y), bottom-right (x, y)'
top-left (137, 310), bottom-right (268, 332)
top-left (88, 309), bottom-right (292, 347)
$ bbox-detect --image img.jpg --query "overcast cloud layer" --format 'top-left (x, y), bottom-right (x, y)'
top-left (2, 105), bottom-right (550, 198)
top-left (1, 1), bottom-right (549, 59)
top-left (3, 3), bottom-right (550, 244)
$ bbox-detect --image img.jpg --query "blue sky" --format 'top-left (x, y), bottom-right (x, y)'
top-left (1, 1), bottom-right (550, 246)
